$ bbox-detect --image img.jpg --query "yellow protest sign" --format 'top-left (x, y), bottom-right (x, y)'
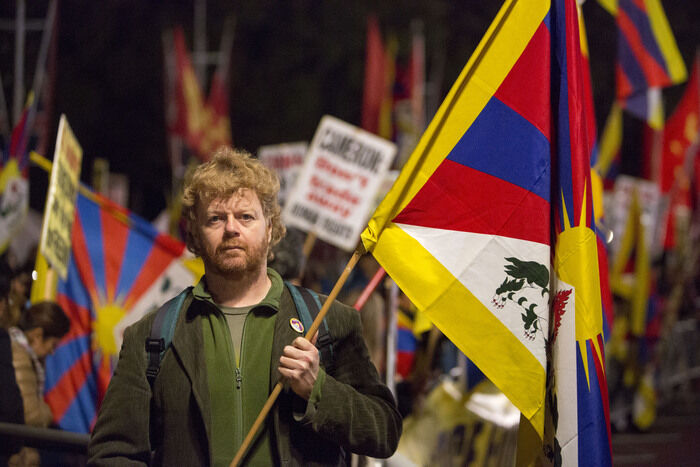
top-left (39, 115), bottom-right (82, 279)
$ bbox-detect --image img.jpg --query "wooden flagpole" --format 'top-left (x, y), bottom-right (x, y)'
top-left (230, 245), bottom-right (364, 467)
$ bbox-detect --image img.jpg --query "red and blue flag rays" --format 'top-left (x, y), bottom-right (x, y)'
top-left (45, 192), bottom-right (186, 432)
top-left (45, 257), bottom-right (97, 433)
top-left (550, 0), bottom-right (611, 465)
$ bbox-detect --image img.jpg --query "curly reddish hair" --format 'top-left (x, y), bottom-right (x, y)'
top-left (182, 146), bottom-right (285, 258)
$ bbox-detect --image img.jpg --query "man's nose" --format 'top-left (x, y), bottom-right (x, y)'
top-left (223, 215), bottom-right (240, 234)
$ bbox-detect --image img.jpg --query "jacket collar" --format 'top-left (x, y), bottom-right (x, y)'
top-left (191, 268), bottom-right (284, 312)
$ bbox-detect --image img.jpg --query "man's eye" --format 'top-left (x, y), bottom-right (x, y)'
top-left (208, 215), bottom-right (222, 223)
top-left (241, 214), bottom-right (254, 221)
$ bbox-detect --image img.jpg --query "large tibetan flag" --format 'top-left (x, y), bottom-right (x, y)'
top-left (44, 192), bottom-right (202, 433)
top-left (603, 0), bottom-right (687, 128)
top-left (362, 0), bottom-right (553, 459)
top-left (361, 0), bottom-right (611, 464)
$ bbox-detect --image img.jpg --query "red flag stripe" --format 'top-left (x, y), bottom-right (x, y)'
top-left (393, 159), bottom-right (550, 244)
top-left (495, 21), bottom-right (552, 142)
top-left (44, 350), bottom-right (92, 422)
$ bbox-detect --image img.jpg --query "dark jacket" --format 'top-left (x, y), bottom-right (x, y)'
top-left (0, 328), bottom-right (24, 463)
top-left (88, 276), bottom-right (401, 466)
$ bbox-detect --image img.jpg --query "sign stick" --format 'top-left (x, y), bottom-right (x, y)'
top-left (302, 230), bottom-right (317, 258)
top-left (297, 230), bottom-right (317, 282)
top-left (230, 245), bottom-right (364, 467)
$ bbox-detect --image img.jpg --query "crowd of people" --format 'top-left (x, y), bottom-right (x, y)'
top-left (0, 143), bottom-right (697, 466)
top-left (0, 252), bottom-right (71, 466)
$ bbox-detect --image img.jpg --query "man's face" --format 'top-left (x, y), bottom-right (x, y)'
top-left (196, 189), bottom-right (272, 278)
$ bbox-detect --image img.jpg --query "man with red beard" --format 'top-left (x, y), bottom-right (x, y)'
top-left (88, 147), bottom-right (401, 466)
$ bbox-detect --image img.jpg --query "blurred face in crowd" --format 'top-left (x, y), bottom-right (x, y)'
top-left (12, 271), bottom-right (31, 301)
top-left (196, 188), bottom-right (272, 278)
top-left (26, 328), bottom-right (61, 359)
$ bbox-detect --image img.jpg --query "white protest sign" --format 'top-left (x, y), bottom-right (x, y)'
top-left (258, 141), bottom-right (307, 205)
top-left (282, 115), bottom-right (396, 251)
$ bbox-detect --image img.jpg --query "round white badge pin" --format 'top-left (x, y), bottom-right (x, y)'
top-left (289, 318), bottom-right (304, 333)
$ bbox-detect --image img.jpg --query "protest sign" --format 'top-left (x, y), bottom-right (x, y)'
top-left (258, 141), bottom-right (307, 205)
top-left (282, 115), bottom-right (396, 251)
top-left (39, 115), bottom-right (82, 278)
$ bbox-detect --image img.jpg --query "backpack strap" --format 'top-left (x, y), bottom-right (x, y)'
top-left (284, 282), bottom-right (334, 371)
top-left (146, 287), bottom-right (192, 388)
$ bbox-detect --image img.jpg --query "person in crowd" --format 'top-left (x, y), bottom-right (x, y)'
top-left (88, 146), bottom-right (401, 466)
top-left (9, 259), bottom-right (33, 319)
top-left (268, 227), bottom-right (306, 286)
top-left (8, 301), bottom-right (70, 466)
top-left (0, 270), bottom-right (25, 465)
top-left (0, 258), bottom-right (20, 329)
top-left (340, 256), bottom-right (387, 376)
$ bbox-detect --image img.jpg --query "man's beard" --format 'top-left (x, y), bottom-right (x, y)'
top-left (202, 236), bottom-right (269, 278)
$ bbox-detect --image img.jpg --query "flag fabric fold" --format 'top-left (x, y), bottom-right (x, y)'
top-left (579, 3), bottom-right (615, 339)
top-left (549, 0), bottom-right (612, 461)
top-left (610, 0), bottom-right (687, 128)
top-left (44, 192), bottom-right (201, 433)
top-left (362, 0), bottom-right (612, 464)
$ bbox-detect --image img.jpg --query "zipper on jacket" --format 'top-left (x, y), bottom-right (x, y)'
top-left (234, 317), bottom-right (246, 448)
top-left (235, 367), bottom-right (242, 389)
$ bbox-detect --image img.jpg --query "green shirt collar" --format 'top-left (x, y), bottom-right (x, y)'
top-left (192, 267), bottom-right (285, 311)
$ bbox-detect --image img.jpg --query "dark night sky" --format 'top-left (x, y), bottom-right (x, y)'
top-left (1, 1), bottom-right (698, 221)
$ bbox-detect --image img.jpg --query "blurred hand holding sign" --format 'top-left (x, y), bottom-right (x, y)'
top-left (39, 115), bottom-right (83, 279)
top-left (282, 116), bottom-right (396, 251)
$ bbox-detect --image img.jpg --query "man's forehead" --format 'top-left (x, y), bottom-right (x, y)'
top-left (201, 188), bottom-right (262, 211)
